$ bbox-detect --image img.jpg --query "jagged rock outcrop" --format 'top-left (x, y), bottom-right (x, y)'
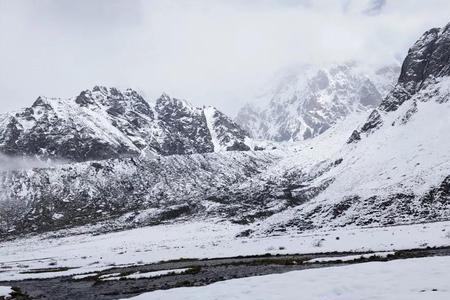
top-left (203, 107), bottom-right (250, 151)
top-left (154, 94), bottom-right (214, 155)
top-left (0, 87), bottom-right (251, 162)
top-left (350, 23), bottom-right (450, 142)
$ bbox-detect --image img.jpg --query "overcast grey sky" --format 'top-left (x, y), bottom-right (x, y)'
top-left (1, 0), bottom-right (450, 115)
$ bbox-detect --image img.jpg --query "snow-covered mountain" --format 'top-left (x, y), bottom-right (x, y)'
top-left (236, 63), bottom-right (400, 142)
top-left (259, 23), bottom-right (450, 234)
top-left (0, 87), bottom-right (250, 162)
top-left (0, 21), bottom-right (449, 239)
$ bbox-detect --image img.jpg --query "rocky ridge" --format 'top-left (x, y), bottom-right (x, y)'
top-left (0, 87), bottom-right (251, 162)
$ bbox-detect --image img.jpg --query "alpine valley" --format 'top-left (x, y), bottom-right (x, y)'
top-left (0, 19), bottom-right (449, 300)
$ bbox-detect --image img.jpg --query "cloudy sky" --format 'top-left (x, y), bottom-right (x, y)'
top-left (1, 0), bottom-right (450, 115)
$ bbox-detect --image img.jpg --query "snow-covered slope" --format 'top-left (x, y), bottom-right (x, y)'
top-left (236, 63), bottom-right (399, 142)
top-left (0, 111), bottom-right (365, 237)
top-left (0, 150), bottom-right (285, 236)
top-left (203, 106), bottom-right (250, 151)
top-left (256, 23), bottom-right (450, 234)
top-left (0, 87), bottom-right (251, 162)
top-left (0, 22), bottom-right (449, 239)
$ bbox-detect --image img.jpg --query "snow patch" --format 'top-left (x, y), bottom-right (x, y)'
top-left (203, 106), bottom-right (221, 151)
top-left (102, 268), bottom-right (191, 281)
top-left (305, 251), bottom-right (395, 263)
top-left (0, 286), bottom-right (13, 298)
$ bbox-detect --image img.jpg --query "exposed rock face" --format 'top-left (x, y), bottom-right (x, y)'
top-left (203, 107), bottom-right (250, 151)
top-left (347, 110), bottom-right (382, 143)
top-left (154, 94), bottom-right (214, 155)
top-left (396, 26), bottom-right (450, 96)
top-left (351, 23), bottom-right (450, 142)
top-left (0, 87), bottom-right (250, 162)
top-left (236, 63), bottom-right (399, 142)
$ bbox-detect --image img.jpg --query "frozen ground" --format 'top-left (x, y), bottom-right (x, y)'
top-left (1, 220), bottom-right (450, 281)
top-left (101, 268), bottom-right (191, 281)
top-left (0, 286), bottom-right (12, 298)
top-left (304, 251), bottom-right (395, 263)
top-left (125, 256), bottom-right (450, 300)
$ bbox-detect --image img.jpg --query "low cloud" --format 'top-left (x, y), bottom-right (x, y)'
top-left (0, 154), bottom-right (63, 172)
top-left (1, 0), bottom-right (450, 116)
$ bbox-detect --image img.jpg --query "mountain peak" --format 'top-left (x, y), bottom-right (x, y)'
top-left (31, 96), bottom-right (54, 109)
top-left (159, 92), bottom-right (171, 100)
top-left (236, 62), bottom-right (398, 142)
top-left (156, 93), bottom-right (195, 108)
top-left (350, 21), bottom-right (450, 144)
top-left (0, 87), bottom-right (252, 161)
top-left (377, 22), bottom-right (450, 113)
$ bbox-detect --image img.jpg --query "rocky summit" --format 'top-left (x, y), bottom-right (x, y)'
top-left (349, 23), bottom-right (450, 143)
top-left (0, 87), bottom-right (251, 162)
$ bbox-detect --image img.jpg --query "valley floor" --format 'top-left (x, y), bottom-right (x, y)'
top-left (0, 220), bottom-right (450, 299)
top-left (1, 220), bottom-right (450, 281)
top-left (127, 255), bottom-right (450, 300)
top-left (1, 247), bottom-right (449, 299)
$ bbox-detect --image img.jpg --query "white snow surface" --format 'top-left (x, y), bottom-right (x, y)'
top-left (124, 256), bottom-right (450, 300)
top-left (103, 269), bottom-right (191, 281)
top-left (203, 106), bottom-right (222, 151)
top-left (72, 273), bottom-right (98, 280)
top-left (124, 268), bottom-right (190, 280)
top-left (305, 251), bottom-right (395, 263)
top-left (255, 92), bottom-right (450, 230)
top-left (328, 100), bottom-right (450, 199)
top-left (0, 286), bottom-right (12, 298)
top-left (1, 220), bottom-right (450, 281)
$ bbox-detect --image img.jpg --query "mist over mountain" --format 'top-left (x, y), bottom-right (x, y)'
top-left (0, 154), bottom-right (62, 171)
top-left (1, 4), bottom-right (450, 299)
top-left (236, 62), bottom-right (400, 142)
